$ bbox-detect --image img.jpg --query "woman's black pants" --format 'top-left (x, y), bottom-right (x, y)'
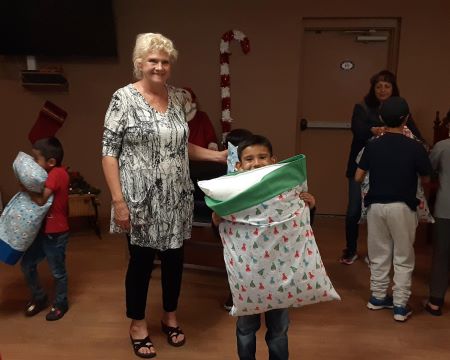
top-left (125, 238), bottom-right (184, 320)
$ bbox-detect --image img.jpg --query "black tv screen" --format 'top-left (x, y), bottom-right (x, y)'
top-left (0, 0), bottom-right (118, 57)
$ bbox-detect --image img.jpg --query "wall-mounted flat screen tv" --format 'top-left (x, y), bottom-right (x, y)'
top-left (0, 0), bottom-right (117, 57)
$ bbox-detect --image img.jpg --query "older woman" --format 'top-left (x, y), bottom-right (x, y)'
top-left (102, 33), bottom-right (226, 358)
top-left (341, 70), bottom-right (423, 265)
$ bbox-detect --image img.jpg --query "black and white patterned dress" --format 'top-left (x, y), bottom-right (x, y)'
top-left (102, 84), bottom-right (194, 250)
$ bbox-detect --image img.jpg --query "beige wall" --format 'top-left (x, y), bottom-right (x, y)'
top-left (0, 0), bottom-right (449, 219)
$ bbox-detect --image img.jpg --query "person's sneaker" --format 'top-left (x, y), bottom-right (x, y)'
top-left (45, 305), bottom-right (68, 321)
top-left (393, 305), bottom-right (412, 322)
top-left (24, 296), bottom-right (49, 317)
top-left (223, 293), bottom-right (233, 311)
top-left (367, 295), bottom-right (394, 310)
top-left (339, 249), bottom-right (358, 265)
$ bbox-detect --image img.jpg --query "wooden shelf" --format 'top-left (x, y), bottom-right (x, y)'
top-left (22, 82), bottom-right (68, 91)
top-left (21, 70), bottom-right (68, 91)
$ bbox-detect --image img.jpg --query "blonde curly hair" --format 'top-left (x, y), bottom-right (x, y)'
top-left (132, 33), bottom-right (178, 79)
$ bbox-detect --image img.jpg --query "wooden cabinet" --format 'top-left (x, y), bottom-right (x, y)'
top-left (68, 194), bottom-right (100, 237)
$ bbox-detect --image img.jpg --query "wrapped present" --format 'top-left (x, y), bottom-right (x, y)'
top-left (199, 155), bottom-right (340, 316)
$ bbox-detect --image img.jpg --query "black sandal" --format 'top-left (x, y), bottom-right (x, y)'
top-left (129, 335), bottom-right (156, 358)
top-left (161, 321), bottom-right (186, 347)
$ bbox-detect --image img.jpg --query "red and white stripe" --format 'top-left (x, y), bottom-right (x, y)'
top-left (220, 30), bottom-right (250, 140)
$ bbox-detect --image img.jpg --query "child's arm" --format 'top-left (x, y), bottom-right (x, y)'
top-left (211, 212), bottom-right (224, 239)
top-left (212, 211), bottom-right (223, 227)
top-left (209, 211), bottom-right (220, 239)
top-left (18, 181), bottom-right (53, 206)
top-left (28, 187), bottom-right (53, 206)
top-left (300, 192), bottom-right (316, 225)
top-left (417, 144), bottom-right (433, 187)
top-left (354, 168), bottom-right (366, 183)
top-left (299, 192), bottom-right (316, 209)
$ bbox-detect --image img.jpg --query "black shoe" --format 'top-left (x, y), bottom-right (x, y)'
top-left (45, 305), bottom-right (68, 321)
top-left (424, 301), bottom-right (442, 316)
top-left (24, 296), bottom-right (49, 317)
top-left (339, 249), bottom-right (358, 265)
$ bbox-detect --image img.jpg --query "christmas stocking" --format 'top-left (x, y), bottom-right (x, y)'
top-left (28, 101), bottom-right (67, 144)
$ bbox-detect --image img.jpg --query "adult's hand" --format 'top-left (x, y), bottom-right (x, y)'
top-left (370, 126), bottom-right (386, 136)
top-left (103, 156), bottom-right (130, 229)
top-left (188, 143), bottom-right (228, 163)
top-left (113, 199), bottom-right (131, 230)
top-left (217, 149), bottom-right (228, 164)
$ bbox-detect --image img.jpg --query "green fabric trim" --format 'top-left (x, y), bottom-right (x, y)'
top-left (205, 154), bottom-right (307, 216)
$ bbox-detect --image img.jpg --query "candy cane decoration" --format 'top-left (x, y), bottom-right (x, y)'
top-left (220, 30), bottom-right (250, 140)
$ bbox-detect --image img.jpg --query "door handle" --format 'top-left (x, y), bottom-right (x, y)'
top-left (300, 119), bottom-right (350, 130)
top-left (300, 118), bottom-right (308, 131)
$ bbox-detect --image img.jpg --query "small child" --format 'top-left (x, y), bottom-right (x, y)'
top-left (20, 137), bottom-right (70, 321)
top-left (213, 134), bottom-right (315, 360)
top-left (424, 136), bottom-right (450, 316)
top-left (355, 97), bottom-right (432, 322)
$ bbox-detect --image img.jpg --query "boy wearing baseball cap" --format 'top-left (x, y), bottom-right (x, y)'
top-left (355, 96), bottom-right (432, 322)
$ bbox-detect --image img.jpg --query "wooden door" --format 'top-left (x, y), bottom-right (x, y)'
top-left (297, 19), bottom-right (399, 214)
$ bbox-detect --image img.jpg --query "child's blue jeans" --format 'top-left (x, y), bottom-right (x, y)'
top-left (21, 231), bottom-right (69, 309)
top-left (236, 308), bottom-right (289, 360)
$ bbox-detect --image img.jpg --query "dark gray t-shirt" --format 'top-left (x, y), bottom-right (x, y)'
top-left (430, 138), bottom-right (450, 218)
top-left (358, 132), bottom-right (432, 211)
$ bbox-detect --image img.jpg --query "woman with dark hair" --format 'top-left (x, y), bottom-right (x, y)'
top-left (340, 70), bottom-right (424, 265)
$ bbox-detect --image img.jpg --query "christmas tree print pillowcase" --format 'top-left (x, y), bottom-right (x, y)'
top-left (200, 155), bottom-right (341, 316)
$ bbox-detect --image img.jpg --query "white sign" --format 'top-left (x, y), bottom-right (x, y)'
top-left (340, 60), bottom-right (354, 71)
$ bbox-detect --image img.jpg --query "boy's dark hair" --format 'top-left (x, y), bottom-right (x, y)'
top-left (237, 134), bottom-right (273, 160)
top-left (379, 96), bottom-right (410, 128)
top-left (224, 128), bottom-right (253, 148)
top-left (364, 70), bottom-right (400, 108)
top-left (32, 137), bottom-right (64, 166)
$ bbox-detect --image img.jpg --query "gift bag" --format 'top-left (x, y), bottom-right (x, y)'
top-left (199, 154), bottom-right (340, 316)
top-left (0, 152), bottom-right (53, 265)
